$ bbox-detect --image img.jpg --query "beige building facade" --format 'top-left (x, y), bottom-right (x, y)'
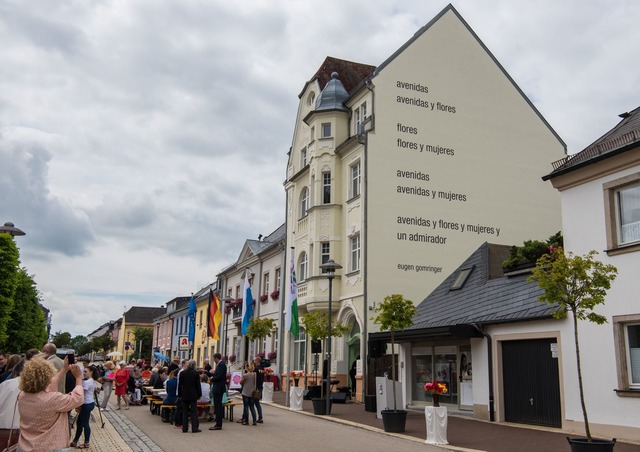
top-left (284, 5), bottom-right (564, 400)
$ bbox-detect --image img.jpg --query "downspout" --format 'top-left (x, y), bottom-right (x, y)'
top-left (473, 323), bottom-right (495, 422)
top-left (361, 78), bottom-right (375, 403)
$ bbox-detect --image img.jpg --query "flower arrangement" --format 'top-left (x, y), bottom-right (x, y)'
top-left (270, 290), bottom-right (279, 300)
top-left (259, 294), bottom-right (269, 302)
top-left (257, 351), bottom-right (265, 359)
top-left (267, 351), bottom-right (277, 361)
top-left (228, 354), bottom-right (236, 363)
top-left (424, 381), bottom-right (448, 394)
top-left (290, 370), bottom-right (305, 378)
top-left (263, 367), bottom-right (274, 375)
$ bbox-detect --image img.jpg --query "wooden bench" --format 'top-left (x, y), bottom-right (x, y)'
top-left (222, 401), bottom-right (242, 422)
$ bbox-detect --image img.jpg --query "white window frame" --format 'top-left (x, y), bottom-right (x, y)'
top-left (299, 252), bottom-right (308, 281)
top-left (301, 147), bottom-right (307, 167)
top-left (293, 327), bottom-right (306, 370)
top-left (350, 161), bottom-right (361, 198)
top-left (263, 272), bottom-right (270, 295)
top-left (321, 122), bottom-right (332, 138)
top-left (275, 267), bottom-right (281, 292)
top-left (350, 235), bottom-right (361, 273)
top-left (300, 187), bottom-right (310, 218)
top-left (322, 171), bottom-right (331, 204)
top-left (321, 242), bottom-right (330, 272)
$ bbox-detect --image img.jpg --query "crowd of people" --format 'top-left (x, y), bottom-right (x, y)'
top-left (0, 345), bottom-right (271, 450)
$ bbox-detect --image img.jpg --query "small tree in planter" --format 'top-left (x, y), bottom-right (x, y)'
top-left (530, 248), bottom-right (617, 450)
top-left (301, 311), bottom-right (349, 414)
top-left (246, 317), bottom-right (276, 353)
top-left (372, 294), bottom-right (416, 433)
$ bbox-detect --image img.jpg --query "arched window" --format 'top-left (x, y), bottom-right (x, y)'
top-left (300, 187), bottom-right (310, 218)
top-left (299, 252), bottom-right (308, 281)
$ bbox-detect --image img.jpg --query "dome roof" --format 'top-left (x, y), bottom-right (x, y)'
top-left (314, 72), bottom-right (349, 113)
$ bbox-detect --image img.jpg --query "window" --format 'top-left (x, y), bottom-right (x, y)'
top-left (199, 309), bottom-right (203, 327)
top-left (310, 125), bottom-right (315, 143)
top-left (299, 252), bottom-right (308, 281)
top-left (322, 171), bottom-right (331, 204)
top-left (300, 148), bottom-right (307, 167)
top-left (275, 267), bottom-right (281, 292)
top-left (350, 235), bottom-right (361, 272)
top-left (321, 122), bottom-right (332, 138)
top-left (307, 91), bottom-right (316, 107)
top-left (604, 174), bottom-right (640, 253)
top-left (354, 101), bottom-right (367, 134)
top-left (300, 187), bottom-right (310, 218)
top-left (350, 161), bottom-right (361, 198)
top-left (450, 266), bottom-right (475, 290)
top-left (321, 242), bottom-right (330, 272)
top-left (293, 327), bottom-right (306, 370)
top-left (263, 272), bottom-right (270, 295)
top-left (613, 314), bottom-right (640, 394)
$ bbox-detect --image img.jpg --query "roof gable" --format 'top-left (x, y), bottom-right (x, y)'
top-left (124, 306), bottom-right (167, 324)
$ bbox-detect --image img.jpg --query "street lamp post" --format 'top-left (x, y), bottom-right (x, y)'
top-left (319, 259), bottom-right (342, 416)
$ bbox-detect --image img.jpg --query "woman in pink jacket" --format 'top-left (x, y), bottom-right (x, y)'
top-left (17, 357), bottom-right (84, 451)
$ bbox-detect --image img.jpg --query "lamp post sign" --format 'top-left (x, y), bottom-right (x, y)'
top-left (179, 335), bottom-right (189, 351)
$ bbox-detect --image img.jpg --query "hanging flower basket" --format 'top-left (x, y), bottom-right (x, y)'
top-left (270, 290), bottom-right (280, 300)
top-left (229, 354), bottom-right (236, 363)
top-left (268, 351), bottom-right (277, 361)
top-left (259, 294), bottom-right (269, 303)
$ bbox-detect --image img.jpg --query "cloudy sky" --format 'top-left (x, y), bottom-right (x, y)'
top-left (1, 0), bottom-right (638, 338)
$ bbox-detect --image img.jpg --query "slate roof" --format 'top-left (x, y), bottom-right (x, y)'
top-left (246, 223), bottom-right (285, 256)
top-left (124, 306), bottom-right (167, 324)
top-left (545, 105), bottom-right (640, 179)
top-left (371, 243), bottom-right (556, 341)
top-left (299, 56), bottom-right (375, 98)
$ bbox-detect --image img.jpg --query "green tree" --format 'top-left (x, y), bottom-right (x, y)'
top-left (246, 317), bottom-right (276, 343)
top-left (92, 334), bottom-right (116, 357)
top-left (4, 268), bottom-right (47, 352)
top-left (372, 294), bottom-right (416, 412)
top-left (301, 311), bottom-right (350, 398)
top-left (0, 234), bottom-right (20, 345)
top-left (50, 331), bottom-right (72, 348)
top-left (529, 249), bottom-right (617, 441)
top-left (70, 335), bottom-right (88, 353)
top-left (131, 327), bottom-right (153, 361)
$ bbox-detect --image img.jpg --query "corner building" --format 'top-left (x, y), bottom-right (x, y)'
top-left (284, 5), bottom-right (564, 401)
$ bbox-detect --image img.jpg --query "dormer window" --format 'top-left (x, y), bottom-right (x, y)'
top-left (450, 266), bottom-right (474, 290)
top-left (307, 91), bottom-right (316, 107)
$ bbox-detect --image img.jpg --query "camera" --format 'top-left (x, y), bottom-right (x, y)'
top-left (66, 353), bottom-right (75, 364)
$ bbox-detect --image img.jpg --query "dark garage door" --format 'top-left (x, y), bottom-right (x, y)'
top-left (502, 338), bottom-right (561, 427)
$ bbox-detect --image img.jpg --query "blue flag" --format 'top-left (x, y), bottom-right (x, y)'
top-left (188, 294), bottom-right (196, 343)
top-left (241, 271), bottom-right (254, 335)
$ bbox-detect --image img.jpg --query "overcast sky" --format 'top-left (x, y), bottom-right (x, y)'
top-left (1, 0), bottom-right (638, 339)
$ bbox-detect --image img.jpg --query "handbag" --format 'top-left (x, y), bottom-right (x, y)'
top-left (2, 393), bottom-right (19, 452)
top-left (252, 389), bottom-right (261, 400)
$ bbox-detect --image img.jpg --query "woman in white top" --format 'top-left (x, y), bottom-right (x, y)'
top-left (70, 366), bottom-right (97, 449)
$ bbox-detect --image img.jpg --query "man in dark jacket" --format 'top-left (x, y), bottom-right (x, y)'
top-left (208, 353), bottom-right (227, 431)
top-left (178, 360), bottom-right (202, 433)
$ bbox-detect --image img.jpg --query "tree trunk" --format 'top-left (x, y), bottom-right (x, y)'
top-left (573, 309), bottom-right (591, 441)
top-left (391, 330), bottom-right (397, 411)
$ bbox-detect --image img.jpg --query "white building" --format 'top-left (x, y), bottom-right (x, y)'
top-left (544, 105), bottom-right (640, 442)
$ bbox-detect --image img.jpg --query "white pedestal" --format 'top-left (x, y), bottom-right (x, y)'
top-left (262, 382), bottom-right (274, 403)
top-left (425, 406), bottom-right (449, 445)
top-left (289, 386), bottom-right (304, 411)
